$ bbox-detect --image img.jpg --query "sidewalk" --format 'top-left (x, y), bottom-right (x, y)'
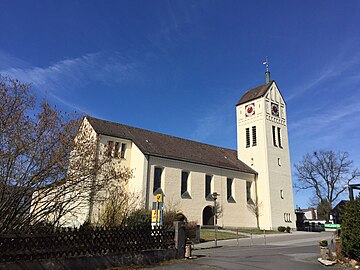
top-left (193, 230), bottom-right (334, 249)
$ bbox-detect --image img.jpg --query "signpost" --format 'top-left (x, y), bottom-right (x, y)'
top-left (212, 192), bottom-right (219, 247)
top-left (152, 193), bottom-right (164, 228)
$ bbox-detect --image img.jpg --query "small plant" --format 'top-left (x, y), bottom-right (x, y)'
top-left (278, 226), bottom-right (286, 232)
top-left (319, 239), bottom-right (328, 247)
top-left (286, 226), bottom-right (291, 233)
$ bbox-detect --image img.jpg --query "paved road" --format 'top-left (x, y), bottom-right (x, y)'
top-left (140, 231), bottom-right (343, 270)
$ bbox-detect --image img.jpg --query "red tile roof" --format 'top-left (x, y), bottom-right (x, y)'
top-left (236, 80), bottom-right (274, 106)
top-left (86, 116), bottom-right (257, 175)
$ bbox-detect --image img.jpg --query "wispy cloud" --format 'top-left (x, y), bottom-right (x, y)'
top-left (0, 51), bottom-right (30, 70)
top-left (190, 99), bottom-right (236, 148)
top-left (289, 98), bottom-right (360, 147)
top-left (0, 51), bottom-right (138, 112)
top-left (287, 47), bottom-right (360, 101)
top-left (191, 112), bottom-right (225, 142)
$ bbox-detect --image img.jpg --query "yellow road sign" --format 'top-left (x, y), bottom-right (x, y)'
top-left (156, 194), bottom-right (163, 202)
top-left (151, 210), bottom-right (160, 223)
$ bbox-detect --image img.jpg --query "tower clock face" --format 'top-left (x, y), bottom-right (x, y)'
top-left (271, 103), bottom-right (279, 117)
top-left (245, 103), bottom-right (255, 117)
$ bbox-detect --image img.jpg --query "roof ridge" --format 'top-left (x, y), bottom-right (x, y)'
top-left (236, 80), bottom-right (274, 106)
top-left (86, 116), bottom-right (237, 153)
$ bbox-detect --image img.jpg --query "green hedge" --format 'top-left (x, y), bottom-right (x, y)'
top-left (341, 198), bottom-right (360, 261)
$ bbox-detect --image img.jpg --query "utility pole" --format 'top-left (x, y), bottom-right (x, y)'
top-left (349, 183), bottom-right (360, 200)
top-left (212, 192), bottom-right (219, 247)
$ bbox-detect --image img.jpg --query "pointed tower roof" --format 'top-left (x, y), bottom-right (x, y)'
top-left (236, 80), bottom-right (274, 106)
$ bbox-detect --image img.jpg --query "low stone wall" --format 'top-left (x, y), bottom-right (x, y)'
top-left (0, 249), bottom-right (177, 270)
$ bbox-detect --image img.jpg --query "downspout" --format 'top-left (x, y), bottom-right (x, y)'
top-left (145, 155), bottom-right (151, 210)
top-left (254, 173), bottom-right (260, 229)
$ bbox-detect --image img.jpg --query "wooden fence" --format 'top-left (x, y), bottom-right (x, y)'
top-left (0, 226), bottom-right (175, 262)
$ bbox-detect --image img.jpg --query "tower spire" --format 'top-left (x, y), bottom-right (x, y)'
top-left (263, 57), bottom-right (270, 83)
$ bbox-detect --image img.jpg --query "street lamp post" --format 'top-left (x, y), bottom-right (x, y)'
top-left (212, 192), bottom-right (219, 247)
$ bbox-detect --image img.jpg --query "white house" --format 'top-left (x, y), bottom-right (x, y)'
top-left (72, 79), bottom-right (295, 230)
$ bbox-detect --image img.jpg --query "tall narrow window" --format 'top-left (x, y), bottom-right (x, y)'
top-left (277, 127), bottom-right (282, 148)
top-left (252, 126), bottom-right (257, 146)
top-left (153, 167), bottom-right (162, 194)
top-left (227, 178), bottom-right (233, 201)
top-left (114, 142), bottom-right (120, 158)
top-left (120, 143), bottom-right (127, 158)
top-left (246, 128), bottom-right (250, 148)
top-left (107, 141), bottom-right (114, 157)
top-left (181, 171), bottom-right (189, 196)
top-left (246, 182), bottom-right (252, 203)
top-left (272, 126), bottom-right (277, 147)
top-left (280, 189), bottom-right (284, 199)
top-left (205, 175), bottom-right (212, 198)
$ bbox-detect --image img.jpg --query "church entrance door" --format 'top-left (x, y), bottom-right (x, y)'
top-left (202, 206), bottom-right (214, 225)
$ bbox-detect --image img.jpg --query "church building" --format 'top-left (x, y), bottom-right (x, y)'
top-left (77, 75), bottom-right (295, 230)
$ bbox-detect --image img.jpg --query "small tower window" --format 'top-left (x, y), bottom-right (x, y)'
top-left (272, 126), bottom-right (277, 147)
top-left (252, 126), bottom-right (257, 146)
top-left (280, 189), bottom-right (284, 199)
top-left (284, 213), bottom-right (291, 223)
top-left (246, 128), bottom-right (250, 148)
top-left (277, 127), bottom-right (282, 148)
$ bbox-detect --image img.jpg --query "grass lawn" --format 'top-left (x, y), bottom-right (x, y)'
top-left (200, 228), bottom-right (247, 242)
top-left (227, 228), bottom-right (284, 234)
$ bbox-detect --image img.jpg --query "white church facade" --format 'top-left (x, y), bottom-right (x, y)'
top-left (77, 79), bottom-right (295, 230)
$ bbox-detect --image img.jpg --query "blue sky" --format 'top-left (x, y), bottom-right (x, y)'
top-left (1, 1), bottom-right (359, 207)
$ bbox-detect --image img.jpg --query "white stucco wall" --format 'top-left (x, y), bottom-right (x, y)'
top-left (58, 117), bottom-right (98, 227)
top-left (128, 143), bottom-right (147, 203)
top-left (146, 156), bottom-right (257, 228)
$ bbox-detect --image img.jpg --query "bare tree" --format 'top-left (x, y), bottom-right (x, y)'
top-left (294, 150), bottom-right (359, 221)
top-left (316, 200), bottom-right (331, 221)
top-left (98, 187), bottom-right (142, 227)
top-left (247, 200), bottom-right (262, 229)
top-left (0, 76), bottom-right (131, 233)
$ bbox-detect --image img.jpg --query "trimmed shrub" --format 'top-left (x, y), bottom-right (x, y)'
top-left (341, 198), bottom-right (360, 261)
top-left (278, 226), bottom-right (286, 232)
top-left (286, 226), bottom-right (291, 233)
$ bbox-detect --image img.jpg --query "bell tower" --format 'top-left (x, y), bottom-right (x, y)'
top-left (236, 65), bottom-right (295, 230)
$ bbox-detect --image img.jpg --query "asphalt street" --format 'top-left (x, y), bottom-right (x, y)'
top-left (139, 231), bottom-right (342, 270)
